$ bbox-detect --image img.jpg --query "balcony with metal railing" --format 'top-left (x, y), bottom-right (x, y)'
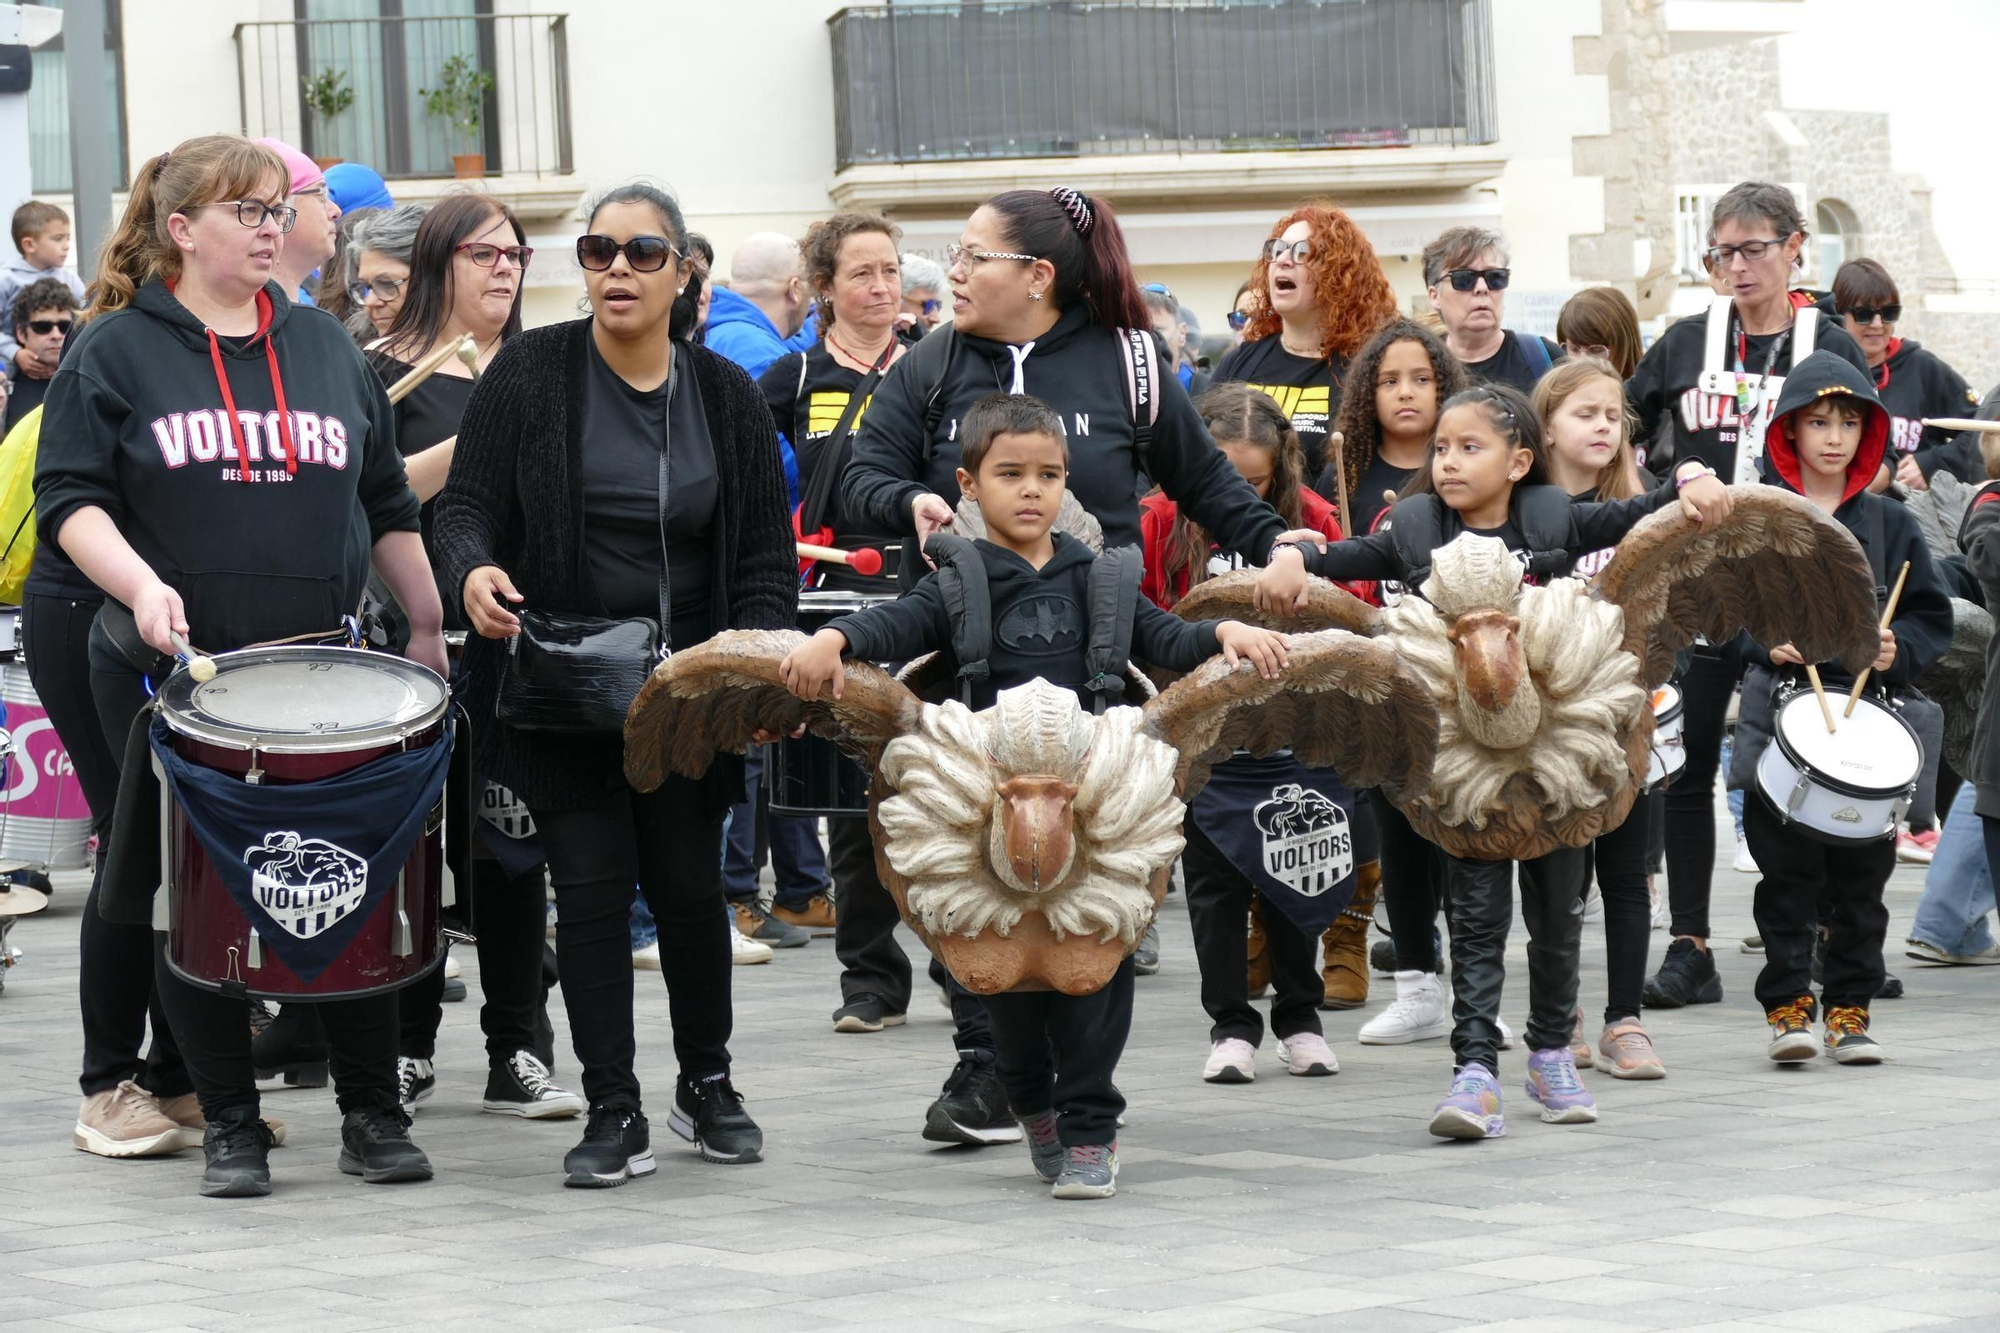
top-left (234, 12), bottom-right (575, 216)
top-left (826, 0), bottom-right (1500, 211)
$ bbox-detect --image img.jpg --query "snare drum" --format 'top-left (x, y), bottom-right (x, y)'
top-left (160, 646), bottom-right (450, 999)
top-left (1644, 684), bottom-right (1686, 790)
top-left (0, 606), bottom-right (18, 663)
top-left (0, 662), bottom-right (93, 870)
top-left (1754, 688), bottom-right (1920, 843)
top-left (768, 590), bottom-right (899, 818)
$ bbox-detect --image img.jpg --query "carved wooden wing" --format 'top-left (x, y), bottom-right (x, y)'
top-left (1167, 568), bottom-right (1384, 635)
top-left (1138, 629), bottom-right (1439, 804)
top-left (1917, 597), bottom-right (1991, 776)
top-left (623, 629), bottom-right (925, 793)
top-left (1590, 486), bottom-right (1881, 690)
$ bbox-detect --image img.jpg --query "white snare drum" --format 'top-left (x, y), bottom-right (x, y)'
top-left (1755, 688), bottom-right (1920, 843)
top-left (1645, 684), bottom-right (1685, 790)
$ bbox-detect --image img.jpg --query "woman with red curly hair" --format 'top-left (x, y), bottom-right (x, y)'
top-left (1210, 203), bottom-right (1398, 479)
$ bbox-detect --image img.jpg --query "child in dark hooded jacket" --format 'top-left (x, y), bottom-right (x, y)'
top-left (1728, 349), bottom-right (1952, 1068)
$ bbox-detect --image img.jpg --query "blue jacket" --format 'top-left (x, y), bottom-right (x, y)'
top-left (703, 286), bottom-right (800, 504)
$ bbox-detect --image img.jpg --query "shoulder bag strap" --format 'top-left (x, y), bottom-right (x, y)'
top-left (799, 344), bottom-right (893, 536)
top-left (655, 351), bottom-right (677, 658)
top-left (1118, 328), bottom-right (1159, 469)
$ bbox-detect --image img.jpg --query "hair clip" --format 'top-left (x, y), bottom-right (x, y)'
top-left (1049, 187), bottom-right (1094, 237)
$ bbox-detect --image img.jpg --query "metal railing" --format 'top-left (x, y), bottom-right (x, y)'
top-left (234, 13), bottom-right (573, 181)
top-left (828, 0), bottom-right (1495, 171)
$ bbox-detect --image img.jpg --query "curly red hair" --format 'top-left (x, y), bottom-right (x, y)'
top-left (1241, 203), bottom-right (1399, 362)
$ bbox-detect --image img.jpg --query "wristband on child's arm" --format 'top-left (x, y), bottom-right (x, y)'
top-left (1674, 464), bottom-right (1717, 490)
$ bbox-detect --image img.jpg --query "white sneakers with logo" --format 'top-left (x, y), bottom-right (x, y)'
top-left (1358, 970), bottom-right (1451, 1045)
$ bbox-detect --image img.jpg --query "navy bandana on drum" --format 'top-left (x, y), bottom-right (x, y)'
top-left (1189, 752), bottom-right (1364, 936)
top-left (150, 718), bottom-right (453, 984)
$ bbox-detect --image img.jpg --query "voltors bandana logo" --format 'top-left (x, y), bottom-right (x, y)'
top-left (1253, 783), bottom-right (1353, 897)
top-left (245, 832), bottom-right (369, 940)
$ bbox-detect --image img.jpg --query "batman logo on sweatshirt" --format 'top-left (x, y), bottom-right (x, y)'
top-left (996, 594), bottom-right (1083, 654)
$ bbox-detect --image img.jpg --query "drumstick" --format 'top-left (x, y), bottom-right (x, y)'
top-left (1328, 431), bottom-right (1352, 539)
top-left (1803, 664), bottom-right (1837, 733)
top-left (168, 631), bottom-right (217, 683)
top-left (797, 543), bottom-right (884, 576)
top-left (1920, 417), bottom-right (2000, 433)
top-left (1844, 559), bottom-right (1911, 717)
top-left (387, 335), bottom-right (476, 404)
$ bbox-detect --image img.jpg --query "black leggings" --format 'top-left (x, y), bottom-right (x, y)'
top-left (1590, 797), bottom-right (1651, 1025)
top-left (397, 856), bottom-right (547, 1064)
top-left (1662, 647), bottom-right (1740, 940)
top-left (1182, 818), bottom-right (1321, 1044)
top-left (1377, 797), bottom-right (1446, 974)
top-left (984, 958), bottom-right (1133, 1147)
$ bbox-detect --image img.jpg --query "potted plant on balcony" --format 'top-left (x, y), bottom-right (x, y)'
top-left (301, 67), bottom-right (354, 170)
top-left (420, 54), bottom-right (495, 179)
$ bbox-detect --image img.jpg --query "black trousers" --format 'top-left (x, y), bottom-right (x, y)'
top-left (397, 856), bottom-right (545, 1064)
top-left (1377, 796), bottom-right (1446, 974)
top-left (60, 607), bottom-right (188, 1099)
top-left (1182, 818), bottom-right (1321, 1043)
top-left (533, 775), bottom-right (732, 1108)
top-left (1443, 846), bottom-right (1587, 1071)
top-left (1591, 797), bottom-right (1652, 1025)
top-left (1663, 646), bottom-right (1741, 940)
top-left (984, 957), bottom-right (1133, 1147)
top-left (1746, 799), bottom-right (1891, 1010)
top-left (828, 812), bottom-right (993, 1051)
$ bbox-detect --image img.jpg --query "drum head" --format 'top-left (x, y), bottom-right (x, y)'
top-left (1774, 691), bottom-right (1920, 795)
top-left (1652, 684), bottom-right (1680, 717)
top-left (798, 590), bottom-right (900, 615)
top-left (156, 646), bottom-right (448, 753)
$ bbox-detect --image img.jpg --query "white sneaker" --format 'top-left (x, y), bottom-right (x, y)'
top-left (1357, 971), bottom-right (1449, 1045)
top-left (730, 921), bottom-right (773, 966)
top-left (1498, 1016), bottom-right (1515, 1050)
top-left (1648, 877), bottom-right (1669, 930)
top-left (1732, 835), bottom-right (1759, 874)
top-left (1582, 882), bottom-right (1603, 918)
top-left (632, 941), bottom-right (662, 970)
top-left (1278, 1032), bottom-right (1339, 1076)
top-left (1202, 1037), bottom-right (1256, 1083)
top-left (443, 954), bottom-right (462, 980)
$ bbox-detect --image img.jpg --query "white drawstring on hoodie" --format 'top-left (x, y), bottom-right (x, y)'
top-left (1006, 342), bottom-right (1035, 395)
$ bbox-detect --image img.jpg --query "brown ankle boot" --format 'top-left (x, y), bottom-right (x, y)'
top-left (1319, 861), bottom-right (1380, 1010)
top-left (1245, 898), bottom-right (1272, 998)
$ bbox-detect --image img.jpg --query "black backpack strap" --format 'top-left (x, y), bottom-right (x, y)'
top-left (1084, 546), bottom-right (1142, 714)
top-left (1513, 484), bottom-right (1575, 579)
top-left (917, 325), bottom-right (959, 464)
top-left (1387, 496), bottom-right (1443, 591)
top-left (799, 348), bottom-right (892, 536)
top-left (924, 533), bottom-right (991, 704)
top-left (1117, 327), bottom-right (1160, 471)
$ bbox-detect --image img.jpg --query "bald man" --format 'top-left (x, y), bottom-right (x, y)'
top-left (705, 232), bottom-right (810, 381)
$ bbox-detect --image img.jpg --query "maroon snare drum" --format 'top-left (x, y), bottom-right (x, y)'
top-left (159, 646), bottom-right (450, 1000)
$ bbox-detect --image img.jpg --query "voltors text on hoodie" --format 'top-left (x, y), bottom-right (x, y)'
top-left (151, 409), bottom-right (349, 479)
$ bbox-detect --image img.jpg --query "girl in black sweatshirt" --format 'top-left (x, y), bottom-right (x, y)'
top-left (1256, 384), bottom-right (1730, 1140)
top-left (34, 135), bottom-right (442, 1199)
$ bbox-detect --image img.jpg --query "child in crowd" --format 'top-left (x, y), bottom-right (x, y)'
top-left (1533, 357), bottom-right (1664, 1078)
top-left (1257, 383), bottom-right (1731, 1137)
top-left (1729, 351), bottom-right (1950, 1064)
top-left (1315, 318), bottom-right (1469, 538)
top-left (0, 201), bottom-right (85, 380)
top-left (1140, 384), bottom-right (1359, 1082)
top-left (780, 393), bottom-right (1290, 1197)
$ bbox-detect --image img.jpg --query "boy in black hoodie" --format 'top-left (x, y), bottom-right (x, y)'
top-left (780, 393), bottom-right (1288, 1199)
top-left (1734, 350), bottom-right (1951, 1067)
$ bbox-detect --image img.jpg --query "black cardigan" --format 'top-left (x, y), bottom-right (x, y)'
top-left (432, 319), bottom-right (797, 810)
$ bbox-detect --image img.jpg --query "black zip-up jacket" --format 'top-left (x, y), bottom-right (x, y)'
top-left (827, 533), bottom-right (1220, 712)
top-left (843, 304), bottom-right (1284, 559)
top-left (1628, 298), bottom-right (1868, 483)
top-left (34, 280), bottom-right (417, 650)
top-left (1748, 349), bottom-right (1950, 692)
top-left (1875, 339), bottom-right (1983, 480)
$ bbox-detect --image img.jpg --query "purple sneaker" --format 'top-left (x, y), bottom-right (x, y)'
top-left (1428, 1062), bottom-right (1505, 1140)
top-left (1524, 1048), bottom-right (1598, 1124)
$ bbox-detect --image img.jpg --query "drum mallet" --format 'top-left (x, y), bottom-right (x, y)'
top-left (1803, 665), bottom-right (1837, 734)
top-left (455, 336), bottom-right (482, 379)
top-left (1845, 560), bottom-right (1911, 718)
top-left (168, 631), bottom-right (217, 683)
top-left (797, 543), bottom-right (884, 577)
top-left (1328, 430), bottom-right (1352, 540)
top-left (1921, 417), bottom-right (2000, 433)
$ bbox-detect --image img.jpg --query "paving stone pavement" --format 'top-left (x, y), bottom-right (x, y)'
top-left (3, 815), bottom-right (1999, 1332)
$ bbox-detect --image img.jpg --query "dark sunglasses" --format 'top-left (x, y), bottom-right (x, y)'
top-left (576, 234), bottom-right (679, 273)
top-left (455, 241), bottom-right (533, 269)
top-left (1444, 267), bottom-right (1510, 292)
top-left (1143, 281), bottom-right (1176, 300)
top-left (1227, 310), bottom-right (1251, 331)
top-left (26, 318), bottom-right (71, 335)
top-left (918, 297), bottom-right (941, 316)
top-left (1844, 304), bottom-right (1901, 325)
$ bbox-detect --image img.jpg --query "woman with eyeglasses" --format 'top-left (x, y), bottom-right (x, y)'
top-left (344, 204), bottom-right (426, 342)
top-left (434, 182), bottom-right (793, 1186)
top-left (1625, 181), bottom-right (1871, 1014)
top-left (843, 186), bottom-right (1289, 1153)
top-left (1823, 259), bottom-right (1981, 489)
top-left (1420, 225), bottom-right (1561, 396)
top-left (1211, 204), bottom-right (1399, 480)
top-left (34, 134), bottom-right (444, 1196)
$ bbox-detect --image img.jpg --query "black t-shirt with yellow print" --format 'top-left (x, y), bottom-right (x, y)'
top-left (1209, 336), bottom-right (1347, 479)
top-left (758, 343), bottom-right (900, 541)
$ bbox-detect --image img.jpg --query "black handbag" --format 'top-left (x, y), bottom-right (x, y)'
top-left (496, 359), bottom-right (676, 733)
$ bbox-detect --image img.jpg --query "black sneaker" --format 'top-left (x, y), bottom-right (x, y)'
top-left (1370, 937), bottom-right (1398, 976)
top-left (199, 1106), bottom-right (273, 1198)
top-left (1641, 937), bottom-right (1723, 1008)
top-left (337, 1105), bottom-right (433, 1184)
top-left (564, 1103), bottom-right (656, 1187)
top-left (441, 977), bottom-right (467, 1003)
top-left (1134, 921), bottom-right (1161, 976)
top-left (482, 1050), bottom-right (584, 1119)
top-left (1877, 971), bottom-right (1904, 1000)
top-left (731, 900), bottom-right (809, 949)
top-left (669, 1074), bottom-right (763, 1164)
top-left (396, 1056), bottom-right (436, 1113)
top-left (922, 1055), bottom-right (1022, 1146)
top-left (251, 1004), bottom-right (328, 1088)
top-left (833, 994), bottom-right (907, 1034)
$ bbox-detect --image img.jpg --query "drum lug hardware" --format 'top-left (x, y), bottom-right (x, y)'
top-left (226, 945), bottom-right (243, 986)
top-left (1785, 773), bottom-right (1811, 820)
top-left (246, 928), bottom-right (262, 970)
top-left (391, 871), bottom-right (413, 957)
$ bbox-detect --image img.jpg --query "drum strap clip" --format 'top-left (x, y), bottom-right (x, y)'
top-left (221, 945), bottom-right (249, 1001)
top-left (390, 871), bottom-right (413, 958)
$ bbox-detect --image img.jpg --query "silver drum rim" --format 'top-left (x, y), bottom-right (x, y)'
top-left (155, 645), bottom-right (449, 754)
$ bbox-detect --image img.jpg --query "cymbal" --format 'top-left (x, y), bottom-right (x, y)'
top-left (0, 884), bottom-right (48, 917)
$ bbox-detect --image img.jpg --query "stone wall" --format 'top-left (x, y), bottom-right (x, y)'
top-left (1570, 0), bottom-right (1678, 318)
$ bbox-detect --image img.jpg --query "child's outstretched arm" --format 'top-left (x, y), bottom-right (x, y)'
top-left (1254, 529), bottom-right (1400, 613)
top-left (779, 628), bottom-right (850, 701)
top-left (1215, 621), bottom-right (1290, 680)
top-left (1571, 461), bottom-right (1732, 551)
